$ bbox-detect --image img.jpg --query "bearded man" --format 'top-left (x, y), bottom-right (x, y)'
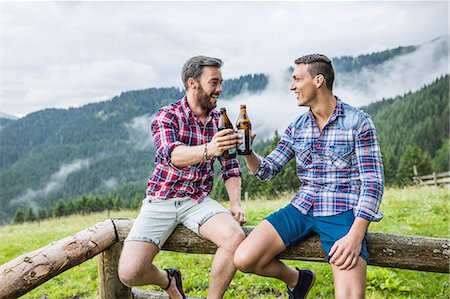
top-left (119, 56), bottom-right (246, 299)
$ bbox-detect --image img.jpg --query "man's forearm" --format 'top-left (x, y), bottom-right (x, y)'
top-left (171, 144), bottom-right (208, 168)
top-left (348, 217), bottom-right (370, 241)
top-left (224, 176), bottom-right (241, 204)
top-left (243, 151), bottom-right (261, 173)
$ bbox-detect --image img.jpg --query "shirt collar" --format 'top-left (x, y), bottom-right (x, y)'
top-left (180, 95), bottom-right (194, 118)
top-left (332, 97), bottom-right (345, 118)
top-left (307, 96), bottom-right (345, 125)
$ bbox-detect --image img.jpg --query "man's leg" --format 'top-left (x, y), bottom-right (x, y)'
top-left (233, 220), bottom-right (300, 288)
top-left (118, 241), bottom-right (184, 299)
top-left (198, 213), bottom-right (245, 299)
top-left (118, 197), bottom-right (183, 299)
top-left (315, 210), bottom-right (369, 299)
top-left (331, 257), bottom-right (366, 299)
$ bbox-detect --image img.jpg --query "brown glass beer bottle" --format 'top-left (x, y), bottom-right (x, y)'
top-left (236, 104), bottom-right (252, 155)
top-left (218, 107), bottom-right (237, 159)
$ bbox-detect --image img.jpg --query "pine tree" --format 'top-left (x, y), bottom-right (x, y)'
top-left (13, 208), bottom-right (25, 224)
top-left (25, 207), bottom-right (37, 222)
top-left (52, 200), bottom-right (67, 217)
top-left (38, 208), bottom-right (47, 221)
top-left (432, 139), bottom-right (450, 173)
top-left (397, 145), bottom-right (433, 185)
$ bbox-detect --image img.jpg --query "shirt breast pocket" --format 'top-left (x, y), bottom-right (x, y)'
top-left (292, 142), bottom-right (312, 169)
top-left (324, 145), bottom-right (353, 169)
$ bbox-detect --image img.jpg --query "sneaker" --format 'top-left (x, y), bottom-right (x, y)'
top-left (287, 267), bottom-right (316, 299)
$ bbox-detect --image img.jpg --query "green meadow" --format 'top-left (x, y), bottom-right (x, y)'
top-left (0, 187), bottom-right (448, 298)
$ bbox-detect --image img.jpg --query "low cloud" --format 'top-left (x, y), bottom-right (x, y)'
top-left (9, 158), bottom-right (91, 209)
top-left (221, 37), bottom-right (449, 140)
top-left (124, 114), bottom-right (153, 150)
top-left (101, 177), bottom-right (118, 192)
top-left (336, 36), bottom-right (449, 108)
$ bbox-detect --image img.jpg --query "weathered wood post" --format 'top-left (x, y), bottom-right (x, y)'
top-left (98, 242), bottom-right (132, 299)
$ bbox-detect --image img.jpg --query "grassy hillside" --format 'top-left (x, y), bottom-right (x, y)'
top-left (1, 187), bottom-right (448, 298)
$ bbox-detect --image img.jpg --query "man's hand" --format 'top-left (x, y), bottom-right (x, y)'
top-left (329, 233), bottom-right (362, 271)
top-left (208, 129), bottom-right (240, 158)
top-left (229, 203), bottom-right (246, 225)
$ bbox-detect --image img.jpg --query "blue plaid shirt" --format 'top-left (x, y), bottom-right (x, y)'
top-left (252, 99), bottom-right (384, 222)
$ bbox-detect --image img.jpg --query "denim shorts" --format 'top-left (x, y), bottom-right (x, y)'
top-left (125, 196), bottom-right (229, 249)
top-left (266, 204), bottom-right (369, 262)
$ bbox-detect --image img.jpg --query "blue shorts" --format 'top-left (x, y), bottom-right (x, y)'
top-left (266, 204), bottom-right (369, 262)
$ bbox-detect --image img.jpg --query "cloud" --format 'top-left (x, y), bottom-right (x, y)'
top-left (101, 177), bottom-right (118, 192)
top-left (2, 1), bottom-right (448, 117)
top-left (125, 114), bottom-right (153, 150)
top-left (9, 158), bottom-right (91, 209)
top-left (335, 36), bottom-right (449, 108)
top-left (7, 60), bottom-right (157, 114)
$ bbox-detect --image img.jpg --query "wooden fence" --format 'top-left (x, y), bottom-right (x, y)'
top-left (413, 170), bottom-right (450, 187)
top-left (1, 218), bottom-right (449, 299)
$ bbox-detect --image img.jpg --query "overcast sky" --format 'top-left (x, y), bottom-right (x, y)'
top-left (1, 1), bottom-right (448, 117)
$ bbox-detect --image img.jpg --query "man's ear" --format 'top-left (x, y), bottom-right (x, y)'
top-left (188, 78), bottom-right (197, 90)
top-left (315, 74), bottom-right (325, 88)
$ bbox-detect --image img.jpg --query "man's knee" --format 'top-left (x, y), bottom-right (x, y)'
top-left (118, 260), bottom-right (139, 287)
top-left (332, 258), bottom-right (366, 299)
top-left (218, 226), bottom-right (246, 252)
top-left (334, 287), bottom-right (365, 299)
top-left (118, 241), bottom-right (159, 286)
top-left (233, 246), bottom-right (257, 273)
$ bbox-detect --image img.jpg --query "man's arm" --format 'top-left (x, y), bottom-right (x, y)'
top-left (171, 129), bottom-right (240, 168)
top-left (329, 117), bottom-right (384, 271)
top-left (224, 176), bottom-right (246, 225)
top-left (243, 127), bottom-right (295, 181)
top-left (243, 150), bottom-right (261, 172)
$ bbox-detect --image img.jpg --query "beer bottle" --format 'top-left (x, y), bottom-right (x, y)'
top-left (218, 107), bottom-right (237, 159)
top-left (236, 104), bottom-right (252, 155)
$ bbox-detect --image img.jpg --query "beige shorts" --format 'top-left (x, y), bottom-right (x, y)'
top-left (124, 196), bottom-right (229, 249)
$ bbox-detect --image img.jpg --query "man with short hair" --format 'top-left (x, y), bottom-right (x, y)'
top-left (119, 55), bottom-right (246, 299)
top-left (234, 54), bottom-right (384, 299)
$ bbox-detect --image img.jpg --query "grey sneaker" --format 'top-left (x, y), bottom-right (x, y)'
top-left (287, 267), bottom-right (316, 299)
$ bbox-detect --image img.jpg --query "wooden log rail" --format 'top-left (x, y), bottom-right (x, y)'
top-left (1, 218), bottom-right (449, 298)
top-left (414, 171), bottom-right (450, 186)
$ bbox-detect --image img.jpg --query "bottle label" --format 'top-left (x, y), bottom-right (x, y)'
top-left (237, 129), bottom-right (246, 151)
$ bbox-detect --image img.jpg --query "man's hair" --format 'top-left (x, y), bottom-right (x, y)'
top-left (294, 54), bottom-right (334, 91)
top-left (181, 55), bottom-right (223, 90)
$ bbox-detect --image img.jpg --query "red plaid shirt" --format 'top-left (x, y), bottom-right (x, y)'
top-left (146, 96), bottom-right (241, 202)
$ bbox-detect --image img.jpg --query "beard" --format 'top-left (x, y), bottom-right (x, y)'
top-left (197, 84), bottom-right (218, 111)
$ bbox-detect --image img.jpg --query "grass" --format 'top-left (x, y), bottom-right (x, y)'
top-left (0, 186), bottom-right (448, 298)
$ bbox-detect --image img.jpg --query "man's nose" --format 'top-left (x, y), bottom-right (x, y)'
top-left (290, 82), bottom-right (296, 91)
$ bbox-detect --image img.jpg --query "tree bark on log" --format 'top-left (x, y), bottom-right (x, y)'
top-left (0, 219), bottom-right (117, 299)
top-left (113, 219), bottom-right (449, 273)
